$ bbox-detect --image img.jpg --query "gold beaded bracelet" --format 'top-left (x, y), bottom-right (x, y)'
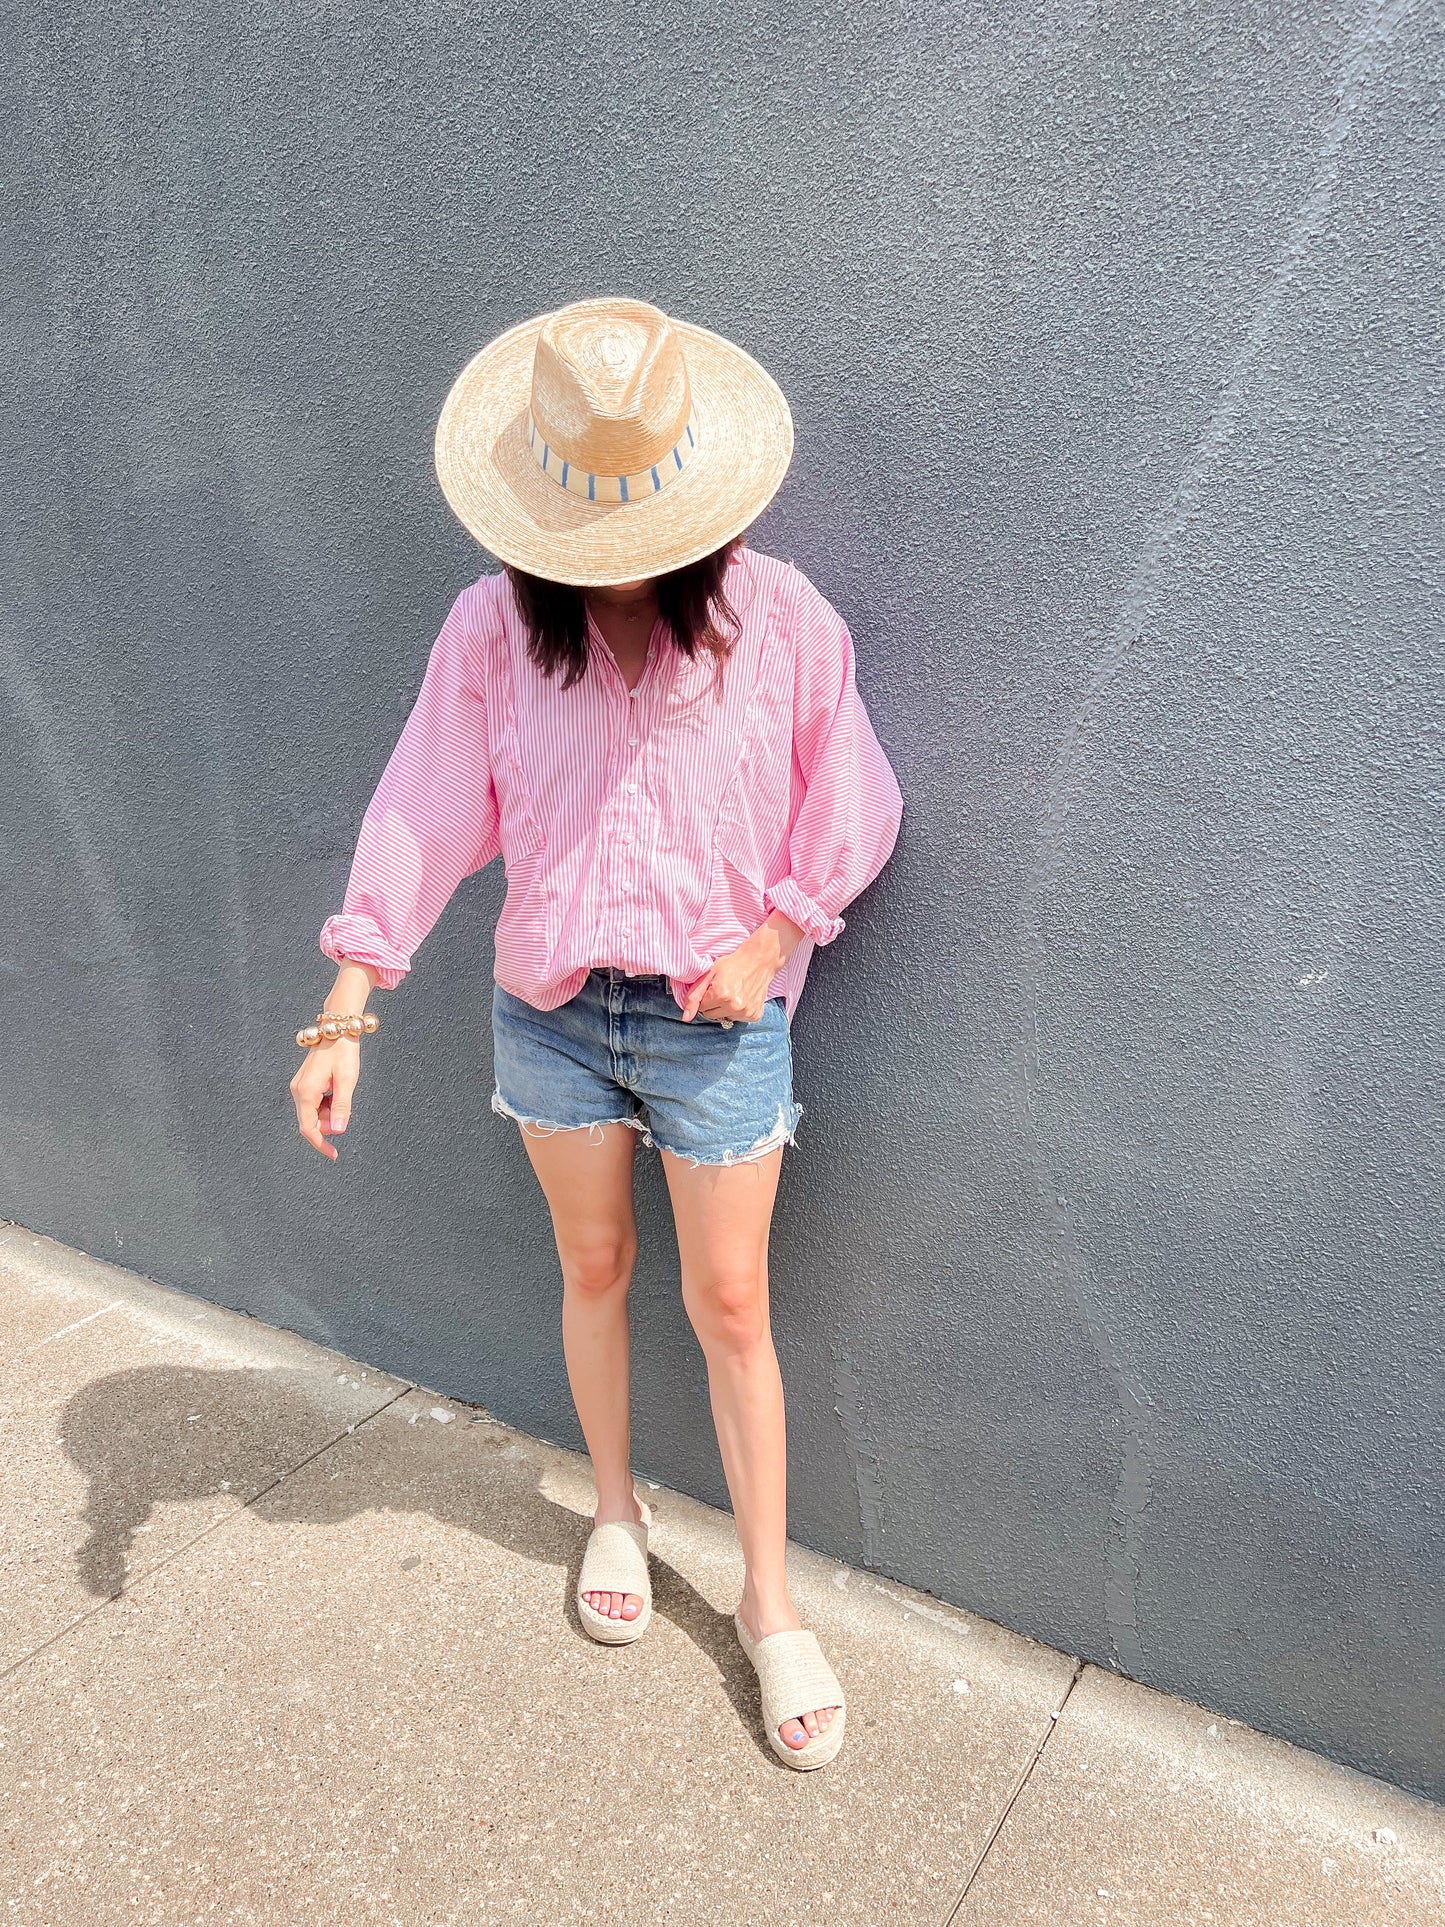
top-left (296, 1010), bottom-right (381, 1049)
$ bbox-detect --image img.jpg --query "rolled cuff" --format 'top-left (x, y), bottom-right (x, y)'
top-left (763, 878), bottom-right (846, 948)
top-left (319, 913), bottom-right (411, 990)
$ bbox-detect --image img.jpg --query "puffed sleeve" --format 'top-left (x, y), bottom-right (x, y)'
top-left (762, 576), bottom-right (903, 946)
top-left (318, 586), bottom-right (501, 988)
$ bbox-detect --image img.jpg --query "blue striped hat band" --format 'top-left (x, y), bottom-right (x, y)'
top-left (526, 412), bottom-right (699, 505)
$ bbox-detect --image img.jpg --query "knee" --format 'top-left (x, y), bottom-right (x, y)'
top-left (688, 1270), bottom-right (768, 1360)
top-left (561, 1232), bottom-right (636, 1300)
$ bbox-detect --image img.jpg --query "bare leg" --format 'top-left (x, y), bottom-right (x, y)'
top-left (518, 1123), bottom-right (645, 1623)
top-left (661, 1147), bottom-right (840, 1752)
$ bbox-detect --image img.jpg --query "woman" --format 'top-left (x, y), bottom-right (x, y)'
top-left (290, 298), bottom-right (902, 1770)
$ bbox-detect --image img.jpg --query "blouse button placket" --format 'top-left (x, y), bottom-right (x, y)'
top-left (588, 626), bottom-right (671, 967)
top-left (618, 678), bottom-right (645, 948)
top-left (612, 671), bottom-right (641, 955)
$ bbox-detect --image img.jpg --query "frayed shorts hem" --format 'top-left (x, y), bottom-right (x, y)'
top-left (490, 1088), bottom-right (801, 1168)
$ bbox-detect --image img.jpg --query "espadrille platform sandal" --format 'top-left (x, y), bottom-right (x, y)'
top-left (576, 1502), bottom-right (652, 1645)
top-left (734, 1611), bottom-right (847, 1769)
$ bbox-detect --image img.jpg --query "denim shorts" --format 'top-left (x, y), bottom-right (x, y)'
top-left (490, 969), bottom-right (802, 1167)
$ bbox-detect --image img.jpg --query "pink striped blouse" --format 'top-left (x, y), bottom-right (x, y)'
top-left (319, 547), bottom-right (903, 1019)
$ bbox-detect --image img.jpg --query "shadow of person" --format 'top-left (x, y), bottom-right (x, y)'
top-left (58, 1364), bottom-right (775, 1762)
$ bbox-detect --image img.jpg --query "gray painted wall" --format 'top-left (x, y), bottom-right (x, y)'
top-left (5, 0), bottom-right (1441, 1798)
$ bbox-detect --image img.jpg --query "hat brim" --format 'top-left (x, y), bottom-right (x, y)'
top-left (433, 314), bottom-right (794, 587)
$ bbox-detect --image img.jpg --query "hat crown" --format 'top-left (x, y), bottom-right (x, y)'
top-left (530, 299), bottom-right (692, 478)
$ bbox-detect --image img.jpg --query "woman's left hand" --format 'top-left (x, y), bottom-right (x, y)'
top-left (682, 912), bottom-right (805, 1024)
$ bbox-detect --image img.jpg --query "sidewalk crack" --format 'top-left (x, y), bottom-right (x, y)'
top-left (940, 1658), bottom-right (1084, 1926)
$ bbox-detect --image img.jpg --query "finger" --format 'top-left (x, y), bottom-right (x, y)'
top-left (682, 971), bottom-right (715, 1022)
top-left (329, 1064), bottom-right (358, 1134)
top-left (291, 1065), bottom-right (339, 1160)
top-left (295, 1098), bottom-right (338, 1161)
top-left (700, 991), bottom-right (746, 1020)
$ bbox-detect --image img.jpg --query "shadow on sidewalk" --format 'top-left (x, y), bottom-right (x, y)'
top-left (58, 1364), bottom-right (775, 1761)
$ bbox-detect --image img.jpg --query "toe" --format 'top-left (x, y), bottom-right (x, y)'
top-left (779, 1706), bottom-right (841, 1751)
top-left (580, 1584), bottom-right (646, 1629)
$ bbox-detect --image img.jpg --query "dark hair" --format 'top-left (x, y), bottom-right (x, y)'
top-left (504, 540), bottom-right (742, 689)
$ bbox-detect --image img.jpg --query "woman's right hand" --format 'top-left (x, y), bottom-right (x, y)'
top-left (290, 1035), bottom-right (362, 1160)
top-left (291, 960), bottom-right (382, 1159)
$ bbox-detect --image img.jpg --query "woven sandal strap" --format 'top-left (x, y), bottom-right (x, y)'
top-left (751, 1630), bottom-right (845, 1725)
top-left (578, 1520), bottom-right (649, 1597)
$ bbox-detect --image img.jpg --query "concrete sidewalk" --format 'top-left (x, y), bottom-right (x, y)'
top-left (1, 1224), bottom-right (1440, 1927)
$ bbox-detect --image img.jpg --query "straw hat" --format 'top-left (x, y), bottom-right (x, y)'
top-left (433, 298), bottom-right (794, 586)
